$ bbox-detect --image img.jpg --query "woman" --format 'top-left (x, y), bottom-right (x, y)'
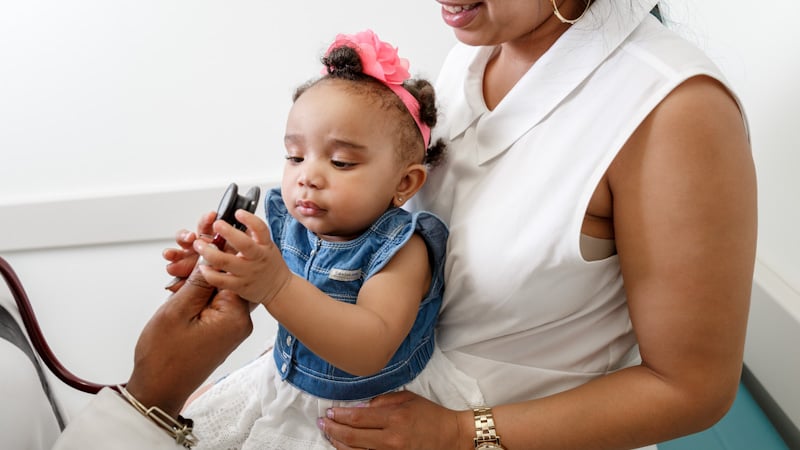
top-left (318, 0), bottom-right (756, 449)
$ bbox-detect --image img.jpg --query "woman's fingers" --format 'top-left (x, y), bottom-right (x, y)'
top-left (321, 419), bottom-right (384, 450)
top-left (322, 391), bottom-right (460, 450)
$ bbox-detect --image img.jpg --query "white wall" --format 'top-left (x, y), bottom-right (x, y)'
top-left (0, 0), bottom-right (456, 418)
top-left (0, 0), bottom-right (453, 203)
top-left (1, 0), bottom-right (798, 427)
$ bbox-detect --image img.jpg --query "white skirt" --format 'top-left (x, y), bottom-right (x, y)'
top-left (184, 344), bottom-right (485, 450)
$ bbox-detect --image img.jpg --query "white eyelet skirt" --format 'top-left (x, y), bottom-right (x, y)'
top-left (183, 343), bottom-right (485, 450)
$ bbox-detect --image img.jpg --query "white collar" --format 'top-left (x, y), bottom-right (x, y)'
top-left (446, 0), bottom-right (661, 165)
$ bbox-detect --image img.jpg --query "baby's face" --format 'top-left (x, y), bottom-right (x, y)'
top-left (281, 80), bottom-right (406, 241)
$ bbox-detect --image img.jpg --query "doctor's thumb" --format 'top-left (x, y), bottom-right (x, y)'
top-left (169, 264), bottom-right (216, 313)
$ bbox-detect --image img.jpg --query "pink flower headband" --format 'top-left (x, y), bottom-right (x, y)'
top-left (323, 29), bottom-right (431, 150)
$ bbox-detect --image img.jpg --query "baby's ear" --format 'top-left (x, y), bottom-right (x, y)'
top-left (393, 163), bottom-right (428, 207)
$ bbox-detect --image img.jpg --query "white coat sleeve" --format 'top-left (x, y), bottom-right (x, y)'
top-left (53, 387), bottom-right (181, 450)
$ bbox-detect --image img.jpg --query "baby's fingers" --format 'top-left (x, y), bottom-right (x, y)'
top-left (235, 210), bottom-right (271, 244)
top-left (195, 210), bottom-right (217, 237)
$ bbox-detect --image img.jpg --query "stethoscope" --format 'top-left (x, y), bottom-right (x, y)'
top-left (0, 183), bottom-right (260, 394)
top-left (1, 255), bottom-right (113, 393)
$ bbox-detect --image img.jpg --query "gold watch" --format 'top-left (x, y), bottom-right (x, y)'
top-left (473, 407), bottom-right (505, 449)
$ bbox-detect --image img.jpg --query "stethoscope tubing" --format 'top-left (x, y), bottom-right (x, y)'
top-left (0, 256), bottom-right (118, 394)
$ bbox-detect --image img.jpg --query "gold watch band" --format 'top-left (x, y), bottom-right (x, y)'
top-left (473, 407), bottom-right (503, 448)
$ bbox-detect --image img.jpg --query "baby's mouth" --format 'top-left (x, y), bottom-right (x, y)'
top-left (296, 200), bottom-right (325, 216)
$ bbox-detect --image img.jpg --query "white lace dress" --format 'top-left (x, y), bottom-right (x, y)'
top-left (183, 343), bottom-right (484, 450)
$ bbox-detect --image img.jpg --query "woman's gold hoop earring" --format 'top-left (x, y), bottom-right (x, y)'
top-left (552, 0), bottom-right (590, 25)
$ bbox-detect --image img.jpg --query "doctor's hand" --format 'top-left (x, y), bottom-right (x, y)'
top-left (319, 390), bottom-right (471, 450)
top-left (124, 263), bottom-right (253, 419)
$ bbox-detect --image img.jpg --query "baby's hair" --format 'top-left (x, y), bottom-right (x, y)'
top-left (293, 45), bottom-right (445, 168)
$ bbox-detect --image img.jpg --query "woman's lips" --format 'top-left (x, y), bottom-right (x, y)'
top-left (440, 2), bottom-right (481, 28)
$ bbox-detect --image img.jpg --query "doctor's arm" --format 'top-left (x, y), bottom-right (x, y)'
top-left (53, 264), bottom-right (253, 449)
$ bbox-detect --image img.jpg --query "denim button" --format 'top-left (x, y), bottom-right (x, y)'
top-left (281, 362), bottom-right (288, 373)
top-left (286, 335), bottom-right (293, 346)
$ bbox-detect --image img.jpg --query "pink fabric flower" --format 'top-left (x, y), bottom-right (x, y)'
top-left (322, 29), bottom-right (430, 149)
top-left (325, 29), bottom-right (410, 85)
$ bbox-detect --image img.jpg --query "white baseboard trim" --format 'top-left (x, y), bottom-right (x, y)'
top-left (746, 259), bottom-right (800, 433)
top-left (0, 180), bottom-right (276, 252)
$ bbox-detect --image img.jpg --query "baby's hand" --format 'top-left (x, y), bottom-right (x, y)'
top-left (194, 210), bottom-right (292, 306)
top-left (163, 211), bottom-right (217, 291)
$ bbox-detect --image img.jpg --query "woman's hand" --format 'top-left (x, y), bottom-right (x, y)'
top-left (193, 209), bottom-right (293, 306)
top-left (319, 391), bottom-right (471, 450)
top-left (163, 211), bottom-right (217, 292)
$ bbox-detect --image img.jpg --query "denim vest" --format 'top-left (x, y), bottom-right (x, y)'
top-left (265, 188), bottom-right (448, 401)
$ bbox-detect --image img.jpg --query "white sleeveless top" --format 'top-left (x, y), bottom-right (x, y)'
top-left (412, 0), bottom-right (742, 408)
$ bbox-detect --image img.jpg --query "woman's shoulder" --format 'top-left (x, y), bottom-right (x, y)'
top-left (622, 16), bottom-right (726, 81)
top-left (609, 17), bottom-right (746, 132)
top-left (621, 17), bottom-right (748, 136)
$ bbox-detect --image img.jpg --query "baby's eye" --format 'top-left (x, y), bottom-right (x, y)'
top-left (331, 160), bottom-right (356, 169)
top-left (285, 155), bottom-right (303, 164)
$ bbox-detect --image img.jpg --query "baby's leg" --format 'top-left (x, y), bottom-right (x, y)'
top-left (183, 353), bottom-right (273, 450)
top-left (182, 382), bottom-right (214, 410)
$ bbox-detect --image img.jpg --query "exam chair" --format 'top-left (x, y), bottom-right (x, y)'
top-left (1, 255), bottom-right (123, 446)
top-left (0, 290), bottom-right (65, 449)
